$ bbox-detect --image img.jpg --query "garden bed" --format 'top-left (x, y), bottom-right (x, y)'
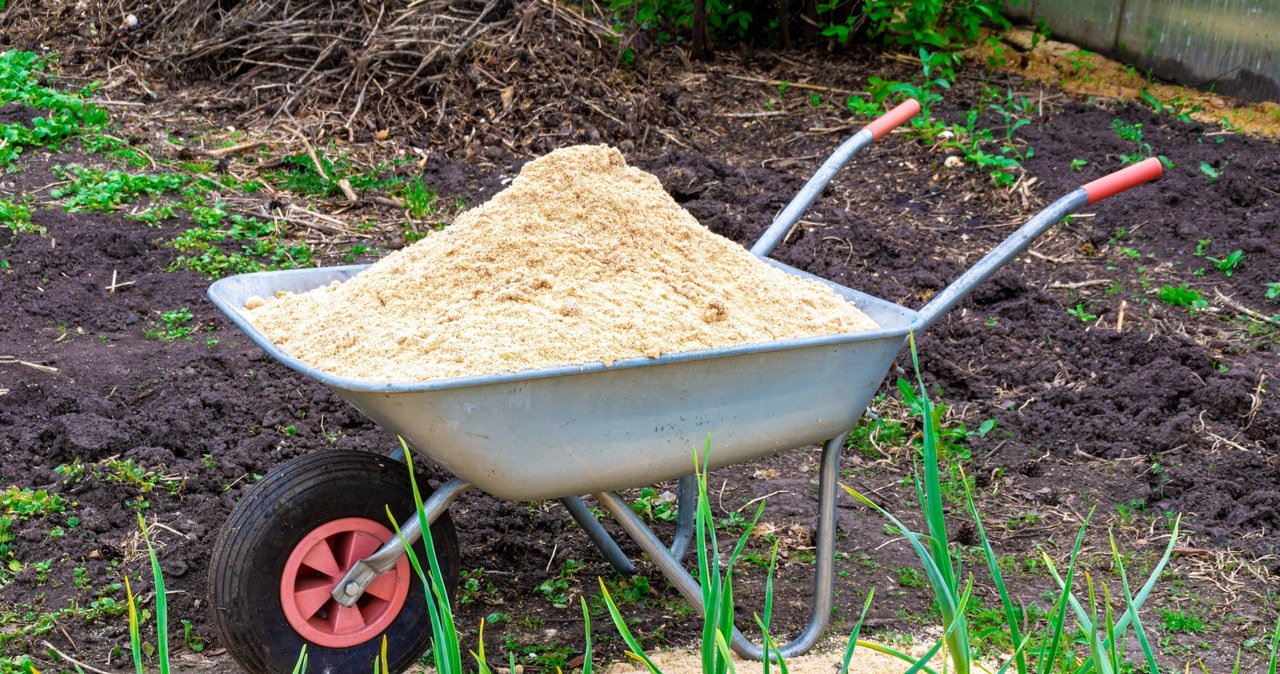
top-left (0, 20), bottom-right (1277, 674)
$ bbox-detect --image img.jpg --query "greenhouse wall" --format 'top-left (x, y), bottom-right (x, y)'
top-left (1006, 0), bottom-right (1280, 103)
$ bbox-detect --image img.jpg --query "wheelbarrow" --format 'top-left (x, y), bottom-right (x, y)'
top-left (205, 100), bottom-right (1164, 673)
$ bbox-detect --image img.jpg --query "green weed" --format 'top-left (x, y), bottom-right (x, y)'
top-left (0, 51), bottom-right (110, 166)
top-left (144, 307), bottom-right (195, 341)
top-left (1068, 303), bottom-right (1099, 322)
top-left (631, 486), bottom-right (678, 523)
top-left (1206, 249), bottom-right (1244, 276)
top-left (1160, 608), bottom-right (1207, 634)
top-left (51, 167), bottom-right (186, 212)
top-left (0, 197), bottom-right (39, 235)
top-left (169, 207), bottom-right (312, 277)
top-left (535, 558), bottom-right (581, 608)
top-left (1158, 284), bottom-right (1208, 310)
top-left (1111, 119), bottom-right (1152, 164)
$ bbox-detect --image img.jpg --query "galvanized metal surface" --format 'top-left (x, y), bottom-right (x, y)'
top-left (207, 262), bottom-right (914, 501)
top-left (1007, 0), bottom-right (1280, 102)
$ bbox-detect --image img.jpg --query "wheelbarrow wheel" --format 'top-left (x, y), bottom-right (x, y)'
top-left (209, 450), bottom-right (460, 674)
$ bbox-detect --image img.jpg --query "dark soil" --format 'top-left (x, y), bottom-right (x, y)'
top-left (1, 34), bottom-right (1277, 674)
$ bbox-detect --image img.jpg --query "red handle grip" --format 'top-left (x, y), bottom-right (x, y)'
top-left (1081, 157), bottom-right (1163, 204)
top-left (864, 99), bottom-right (922, 140)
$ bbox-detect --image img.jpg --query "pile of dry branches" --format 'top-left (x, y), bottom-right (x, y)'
top-left (8, 0), bottom-right (609, 124)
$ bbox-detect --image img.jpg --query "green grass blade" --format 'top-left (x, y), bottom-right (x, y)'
top-left (904, 637), bottom-right (947, 674)
top-left (388, 508), bottom-right (450, 673)
top-left (853, 641), bottom-right (940, 674)
top-left (137, 515), bottom-right (170, 674)
top-left (714, 631), bottom-right (737, 674)
top-left (290, 646), bottom-right (308, 674)
top-left (993, 632), bottom-right (1038, 674)
top-left (398, 438), bottom-right (462, 674)
top-left (582, 597), bottom-right (594, 674)
top-left (694, 444), bottom-right (718, 674)
top-left (1109, 530), bottom-right (1158, 674)
top-left (473, 618), bottom-right (493, 674)
top-left (910, 336), bottom-right (956, 591)
top-left (1267, 613), bottom-right (1280, 674)
top-left (840, 589), bottom-right (875, 674)
top-left (761, 541), bottom-right (779, 674)
top-left (965, 479), bottom-right (1027, 674)
top-left (598, 578), bottom-right (663, 674)
top-left (1038, 512), bottom-right (1091, 674)
top-left (125, 576), bottom-right (144, 674)
top-left (841, 485), bottom-right (961, 626)
top-left (1071, 515), bottom-right (1181, 674)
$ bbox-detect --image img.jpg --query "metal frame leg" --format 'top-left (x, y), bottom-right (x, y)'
top-left (594, 433), bottom-right (848, 660)
top-left (331, 477), bottom-right (473, 606)
top-left (562, 496), bottom-right (636, 575)
top-left (670, 475), bottom-right (696, 563)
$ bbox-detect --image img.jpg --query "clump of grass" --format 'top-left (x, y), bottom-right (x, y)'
top-left (844, 333), bottom-right (1181, 674)
top-left (391, 437), bottom-right (465, 674)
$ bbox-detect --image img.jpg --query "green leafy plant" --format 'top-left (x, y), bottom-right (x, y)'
top-left (0, 51), bottom-right (111, 167)
top-left (401, 178), bottom-right (438, 219)
top-left (867, 49), bottom-right (955, 118)
top-left (0, 197), bottom-right (39, 235)
top-left (1199, 161), bottom-right (1222, 183)
top-left (631, 486), bottom-right (678, 523)
top-left (50, 167), bottom-right (185, 212)
top-left (535, 558), bottom-right (581, 608)
top-left (1069, 159), bottom-right (1088, 172)
top-left (1266, 282), bottom-right (1280, 301)
top-left (145, 308), bottom-right (195, 341)
top-left (169, 208), bottom-right (313, 277)
top-left (1207, 249), bottom-right (1245, 276)
top-left (859, 0), bottom-right (1009, 48)
top-left (1067, 303), bottom-right (1098, 322)
top-left (1158, 284), bottom-right (1208, 310)
top-left (1110, 119), bottom-right (1151, 164)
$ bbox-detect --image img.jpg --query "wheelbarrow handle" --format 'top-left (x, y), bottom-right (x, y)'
top-left (913, 157), bottom-right (1163, 330)
top-left (749, 99), bottom-right (922, 257)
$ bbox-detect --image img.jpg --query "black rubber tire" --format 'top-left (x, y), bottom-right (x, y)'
top-left (209, 450), bottom-right (461, 674)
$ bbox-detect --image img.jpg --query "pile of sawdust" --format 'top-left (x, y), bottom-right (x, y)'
top-left (245, 145), bottom-right (879, 382)
top-left (599, 641), bottom-right (955, 674)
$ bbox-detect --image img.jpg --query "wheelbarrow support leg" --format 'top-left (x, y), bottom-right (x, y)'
top-left (670, 474), bottom-right (696, 563)
top-left (331, 477), bottom-right (473, 607)
top-left (561, 496), bottom-right (636, 575)
top-left (594, 433), bottom-right (848, 660)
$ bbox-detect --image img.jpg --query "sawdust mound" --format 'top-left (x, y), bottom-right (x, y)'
top-left (246, 145), bottom-right (879, 382)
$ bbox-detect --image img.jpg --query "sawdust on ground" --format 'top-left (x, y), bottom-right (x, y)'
top-left (245, 145), bottom-right (879, 382)
top-left (967, 27), bottom-right (1280, 137)
top-left (598, 641), bottom-right (958, 674)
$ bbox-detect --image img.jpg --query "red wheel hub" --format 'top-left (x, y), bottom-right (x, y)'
top-left (279, 517), bottom-right (411, 648)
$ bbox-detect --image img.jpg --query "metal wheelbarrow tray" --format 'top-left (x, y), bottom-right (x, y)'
top-left (205, 100), bottom-right (1165, 674)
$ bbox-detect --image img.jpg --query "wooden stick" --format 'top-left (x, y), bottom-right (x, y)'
top-left (1116, 299), bottom-right (1127, 332)
top-left (722, 74), bottom-right (858, 96)
top-left (1047, 279), bottom-right (1113, 290)
top-left (41, 641), bottom-right (115, 674)
top-left (1214, 289), bottom-right (1276, 323)
top-left (205, 140), bottom-right (266, 158)
top-left (0, 356), bottom-right (60, 373)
